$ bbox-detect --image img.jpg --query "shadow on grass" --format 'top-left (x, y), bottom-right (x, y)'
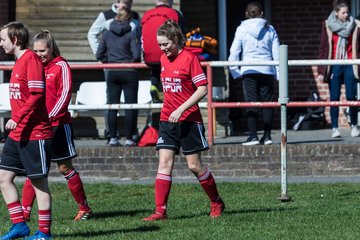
top-left (339, 191), bottom-right (360, 197)
top-left (54, 225), bottom-right (160, 238)
top-left (92, 209), bottom-right (151, 219)
top-left (174, 206), bottom-right (298, 220)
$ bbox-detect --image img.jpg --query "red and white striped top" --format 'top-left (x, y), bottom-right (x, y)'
top-left (44, 56), bottom-right (72, 126)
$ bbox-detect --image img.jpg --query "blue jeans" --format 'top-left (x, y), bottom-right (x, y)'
top-left (329, 65), bottom-right (358, 128)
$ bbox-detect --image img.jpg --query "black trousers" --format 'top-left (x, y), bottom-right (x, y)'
top-left (105, 69), bottom-right (138, 139)
top-left (242, 74), bottom-right (274, 138)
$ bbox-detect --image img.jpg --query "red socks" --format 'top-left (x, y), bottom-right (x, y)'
top-left (154, 173), bottom-right (172, 215)
top-left (65, 169), bottom-right (90, 212)
top-left (22, 169), bottom-right (90, 214)
top-left (21, 178), bottom-right (35, 220)
top-left (7, 201), bottom-right (25, 224)
top-left (197, 168), bottom-right (221, 202)
top-left (38, 209), bottom-right (51, 234)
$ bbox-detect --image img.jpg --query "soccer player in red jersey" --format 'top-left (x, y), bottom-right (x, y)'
top-left (0, 22), bottom-right (53, 239)
top-left (143, 20), bottom-right (224, 221)
top-left (21, 30), bottom-right (93, 222)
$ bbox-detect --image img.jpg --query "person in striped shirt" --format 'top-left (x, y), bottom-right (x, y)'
top-left (21, 30), bottom-right (93, 224)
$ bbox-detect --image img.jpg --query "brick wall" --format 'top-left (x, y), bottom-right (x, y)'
top-left (33, 144), bottom-right (360, 180)
top-left (272, 0), bottom-right (349, 127)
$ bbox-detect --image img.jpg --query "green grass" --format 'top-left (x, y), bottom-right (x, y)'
top-left (1, 182), bottom-right (360, 239)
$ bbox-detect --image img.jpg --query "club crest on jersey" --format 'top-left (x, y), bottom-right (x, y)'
top-left (161, 66), bottom-right (164, 72)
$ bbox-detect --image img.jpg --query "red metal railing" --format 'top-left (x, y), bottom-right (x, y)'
top-left (2, 61), bottom-right (360, 146)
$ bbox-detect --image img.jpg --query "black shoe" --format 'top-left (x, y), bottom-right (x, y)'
top-left (242, 137), bottom-right (260, 146)
top-left (260, 136), bottom-right (272, 145)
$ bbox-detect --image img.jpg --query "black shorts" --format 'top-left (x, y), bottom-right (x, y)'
top-left (51, 124), bottom-right (77, 161)
top-left (0, 137), bottom-right (52, 179)
top-left (156, 121), bottom-right (209, 155)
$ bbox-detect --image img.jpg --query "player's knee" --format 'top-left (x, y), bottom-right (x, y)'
top-left (57, 159), bottom-right (74, 174)
top-left (158, 158), bottom-right (173, 172)
top-left (58, 165), bottom-right (72, 175)
top-left (187, 164), bottom-right (202, 174)
top-left (0, 170), bottom-right (14, 186)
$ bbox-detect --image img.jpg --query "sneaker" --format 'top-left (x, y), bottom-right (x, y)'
top-left (143, 211), bottom-right (167, 221)
top-left (242, 137), bottom-right (260, 146)
top-left (260, 136), bottom-right (273, 145)
top-left (150, 85), bottom-right (162, 103)
top-left (74, 210), bottom-right (93, 221)
top-left (24, 230), bottom-right (52, 240)
top-left (108, 138), bottom-right (121, 147)
top-left (351, 125), bottom-right (360, 137)
top-left (125, 139), bottom-right (137, 147)
top-left (210, 199), bottom-right (225, 218)
top-left (331, 128), bottom-right (341, 138)
top-left (1, 222), bottom-right (30, 240)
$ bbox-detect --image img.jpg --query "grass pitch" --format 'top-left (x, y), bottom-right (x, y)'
top-left (0, 182), bottom-right (360, 239)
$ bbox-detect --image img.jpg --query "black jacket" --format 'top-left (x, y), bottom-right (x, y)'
top-left (96, 20), bottom-right (141, 63)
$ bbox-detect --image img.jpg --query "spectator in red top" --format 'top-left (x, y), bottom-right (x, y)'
top-left (0, 21), bottom-right (53, 240)
top-left (143, 20), bottom-right (224, 222)
top-left (141, 0), bottom-right (185, 103)
top-left (314, 0), bottom-right (360, 139)
top-left (21, 30), bottom-right (93, 223)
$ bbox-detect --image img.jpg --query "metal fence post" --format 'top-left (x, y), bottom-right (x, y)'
top-left (278, 45), bottom-right (291, 202)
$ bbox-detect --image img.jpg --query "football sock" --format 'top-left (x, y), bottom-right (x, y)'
top-left (64, 169), bottom-right (90, 212)
top-left (155, 173), bottom-right (172, 215)
top-left (38, 209), bottom-right (51, 234)
top-left (8, 201), bottom-right (25, 224)
top-left (21, 178), bottom-right (35, 219)
top-left (197, 168), bottom-right (221, 202)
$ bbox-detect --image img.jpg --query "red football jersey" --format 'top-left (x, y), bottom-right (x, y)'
top-left (160, 49), bottom-right (207, 123)
top-left (8, 49), bottom-right (53, 141)
top-left (45, 56), bottom-right (72, 126)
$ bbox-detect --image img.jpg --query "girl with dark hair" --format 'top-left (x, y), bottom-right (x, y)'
top-left (96, 7), bottom-right (141, 147)
top-left (143, 20), bottom-right (224, 221)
